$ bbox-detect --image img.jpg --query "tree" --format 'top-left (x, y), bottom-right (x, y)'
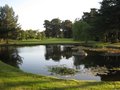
top-left (96, 0), bottom-right (120, 42)
top-left (37, 31), bottom-right (46, 40)
top-left (25, 29), bottom-right (37, 39)
top-left (44, 18), bottom-right (73, 38)
top-left (44, 20), bottom-right (51, 38)
top-left (17, 30), bottom-right (26, 40)
top-left (0, 5), bottom-right (20, 43)
top-left (82, 8), bottom-right (98, 24)
top-left (82, 8), bottom-right (99, 41)
top-left (50, 18), bottom-right (61, 38)
top-left (9, 27), bottom-right (21, 40)
top-left (73, 20), bottom-right (91, 43)
top-left (61, 20), bottom-right (72, 38)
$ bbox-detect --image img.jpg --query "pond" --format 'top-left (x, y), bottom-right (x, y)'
top-left (0, 45), bottom-right (120, 81)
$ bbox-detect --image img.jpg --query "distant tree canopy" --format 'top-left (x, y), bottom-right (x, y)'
top-left (72, 0), bottom-right (120, 43)
top-left (0, 4), bottom-right (20, 42)
top-left (61, 20), bottom-right (72, 38)
top-left (17, 30), bottom-right (45, 40)
top-left (44, 18), bottom-right (72, 38)
top-left (73, 20), bottom-right (91, 43)
top-left (0, 5), bottom-right (45, 41)
top-left (44, 20), bottom-right (51, 38)
top-left (96, 0), bottom-right (120, 43)
top-left (44, 18), bottom-right (61, 38)
top-left (72, 8), bottom-right (97, 42)
top-left (1, 1), bottom-right (120, 43)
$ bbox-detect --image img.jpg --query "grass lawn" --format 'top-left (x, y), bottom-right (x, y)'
top-left (0, 38), bottom-right (120, 49)
top-left (0, 38), bottom-right (81, 45)
top-left (0, 61), bottom-right (120, 90)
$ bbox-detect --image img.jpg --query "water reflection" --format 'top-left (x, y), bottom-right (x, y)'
top-left (45, 45), bottom-right (73, 61)
top-left (80, 50), bottom-right (120, 69)
top-left (44, 45), bottom-right (120, 81)
top-left (62, 46), bottom-right (73, 59)
top-left (100, 70), bottom-right (120, 81)
top-left (73, 50), bottom-right (120, 81)
top-left (73, 54), bottom-right (86, 69)
top-left (0, 46), bottom-right (22, 68)
top-left (0, 45), bottom-right (120, 81)
top-left (45, 45), bottom-right (62, 61)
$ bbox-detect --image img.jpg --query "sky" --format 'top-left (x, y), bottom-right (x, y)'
top-left (0, 0), bottom-right (102, 31)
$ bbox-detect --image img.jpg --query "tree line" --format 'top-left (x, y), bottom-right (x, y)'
top-left (0, 0), bottom-right (120, 43)
top-left (16, 30), bottom-right (45, 40)
top-left (0, 5), bottom-right (20, 43)
top-left (73, 0), bottom-right (120, 43)
top-left (0, 5), bottom-right (45, 42)
top-left (44, 0), bottom-right (120, 43)
top-left (44, 19), bottom-right (72, 38)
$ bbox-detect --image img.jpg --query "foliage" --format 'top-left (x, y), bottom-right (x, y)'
top-left (44, 18), bottom-right (61, 38)
top-left (48, 65), bottom-right (78, 75)
top-left (44, 18), bottom-right (73, 38)
top-left (61, 20), bottom-right (73, 38)
top-left (17, 30), bottom-right (45, 40)
top-left (1, 1), bottom-right (120, 43)
top-left (72, 1), bottom-right (120, 43)
top-left (73, 20), bottom-right (91, 42)
top-left (82, 8), bottom-right (99, 41)
top-left (0, 4), bottom-right (20, 43)
top-left (94, 0), bottom-right (120, 43)
top-left (44, 20), bottom-right (52, 38)
top-left (51, 18), bottom-right (61, 37)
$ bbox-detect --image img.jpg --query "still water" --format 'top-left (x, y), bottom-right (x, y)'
top-left (0, 45), bottom-right (120, 81)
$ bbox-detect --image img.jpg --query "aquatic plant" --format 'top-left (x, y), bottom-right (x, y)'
top-left (48, 65), bottom-right (78, 75)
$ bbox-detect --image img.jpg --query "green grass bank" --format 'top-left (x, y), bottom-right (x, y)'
top-left (0, 38), bottom-right (120, 49)
top-left (0, 61), bottom-right (120, 90)
top-left (0, 38), bottom-right (81, 46)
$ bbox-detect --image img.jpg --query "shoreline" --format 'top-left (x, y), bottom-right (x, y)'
top-left (0, 38), bottom-right (120, 54)
top-left (0, 61), bottom-right (120, 89)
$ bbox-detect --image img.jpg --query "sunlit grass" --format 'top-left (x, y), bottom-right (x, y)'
top-left (0, 61), bottom-right (120, 90)
top-left (0, 38), bottom-right (120, 50)
top-left (0, 38), bottom-right (81, 45)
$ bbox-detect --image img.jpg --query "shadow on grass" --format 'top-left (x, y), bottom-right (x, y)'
top-left (1, 78), bottom-right (109, 90)
top-left (47, 82), bottom-right (105, 90)
top-left (1, 77), bottom-right (65, 89)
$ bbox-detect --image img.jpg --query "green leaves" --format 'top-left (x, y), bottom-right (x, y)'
top-left (97, 0), bottom-right (120, 42)
top-left (73, 20), bottom-right (91, 42)
top-left (44, 18), bottom-right (61, 38)
top-left (0, 4), bottom-right (20, 41)
top-left (44, 19), bottom-right (73, 38)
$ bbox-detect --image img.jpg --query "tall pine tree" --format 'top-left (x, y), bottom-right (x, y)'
top-left (0, 4), bottom-right (20, 43)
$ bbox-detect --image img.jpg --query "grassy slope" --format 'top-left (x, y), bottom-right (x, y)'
top-left (0, 61), bottom-right (120, 90)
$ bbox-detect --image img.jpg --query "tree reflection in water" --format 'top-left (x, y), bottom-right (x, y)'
top-left (45, 45), bottom-right (62, 61)
top-left (74, 50), bottom-right (120, 81)
top-left (45, 46), bottom-right (120, 81)
top-left (45, 45), bottom-right (74, 62)
top-left (62, 46), bottom-right (73, 59)
top-left (1, 45), bottom-right (120, 81)
top-left (0, 46), bottom-right (23, 68)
